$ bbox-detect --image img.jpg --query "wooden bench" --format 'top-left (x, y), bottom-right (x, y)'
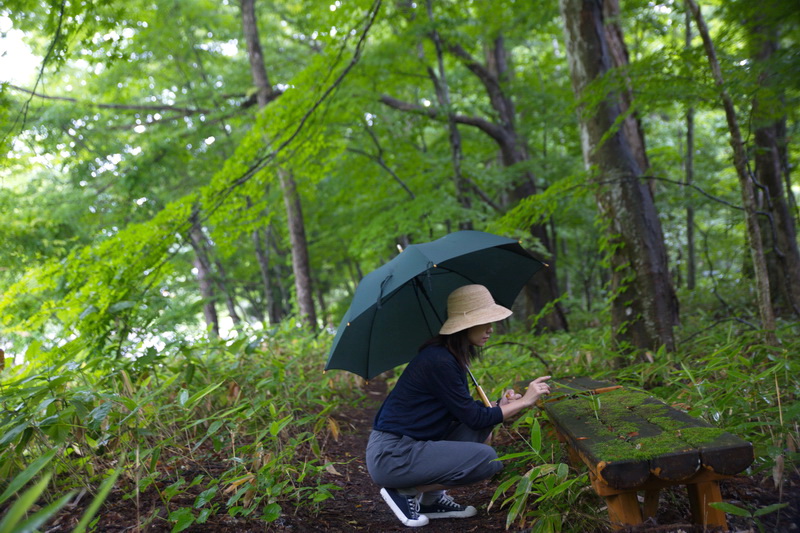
top-left (541, 377), bottom-right (754, 530)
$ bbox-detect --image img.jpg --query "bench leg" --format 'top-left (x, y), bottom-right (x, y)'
top-left (687, 481), bottom-right (727, 529)
top-left (642, 489), bottom-right (660, 519)
top-left (605, 492), bottom-right (642, 530)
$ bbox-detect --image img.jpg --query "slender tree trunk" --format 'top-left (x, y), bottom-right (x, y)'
top-left (560, 0), bottom-right (678, 352)
top-left (253, 225), bottom-right (282, 324)
top-left (685, 6), bottom-right (696, 290)
top-left (240, 0), bottom-right (317, 327)
top-left (686, 0), bottom-right (777, 341)
top-left (280, 168), bottom-right (317, 324)
top-left (189, 213), bottom-right (220, 337)
top-left (210, 255), bottom-right (241, 326)
top-left (750, 23), bottom-right (800, 317)
top-left (426, 0), bottom-right (472, 230)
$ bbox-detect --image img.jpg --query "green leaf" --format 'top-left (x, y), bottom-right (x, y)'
top-left (164, 478), bottom-right (186, 500)
top-left (88, 402), bottom-right (113, 428)
top-left (0, 473), bottom-right (52, 533)
top-left (11, 490), bottom-right (74, 533)
top-left (197, 508), bottom-right (213, 524)
top-left (530, 418), bottom-right (542, 453)
top-left (194, 486), bottom-right (218, 508)
top-left (169, 508), bottom-right (195, 533)
top-left (262, 503), bottom-right (281, 522)
top-left (73, 465), bottom-right (123, 533)
top-left (206, 420), bottom-right (224, 436)
top-left (0, 449), bottom-right (57, 505)
top-left (0, 423), bottom-right (29, 447)
top-left (178, 389), bottom-right (189, 407)
top-left (269, 414), bottom-right (292, 436)
top-left (753, 502), bottom-right (789, 517)
top-left (108, 300), bottom-right (136, 313)
top-left (708, 501), bottom-right (752, 517)
top-left (186, 382), bottom-right (224, 407)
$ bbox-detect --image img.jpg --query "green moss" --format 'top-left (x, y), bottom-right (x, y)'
top-left (548, 389), bottom-right (731, 463)
top-left (679, 427), bottom-right (726, 447)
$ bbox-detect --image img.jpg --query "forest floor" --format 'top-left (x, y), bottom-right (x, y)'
top-left (46, 380), bottom-right (799, 533)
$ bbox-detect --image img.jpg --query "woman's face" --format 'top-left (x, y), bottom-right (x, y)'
top-left (466, 323), bottom-right (493, 347)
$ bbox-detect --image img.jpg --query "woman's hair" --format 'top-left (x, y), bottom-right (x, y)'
top-left (420, 330), bottom-right (479, 370)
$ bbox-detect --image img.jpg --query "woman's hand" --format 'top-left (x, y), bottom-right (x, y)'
top-left (498, 389), bottom-right (522, 406)
top-left (520, 376), bottom-right (551, 407)
top-left (499, 376), bottom-right (551, 420)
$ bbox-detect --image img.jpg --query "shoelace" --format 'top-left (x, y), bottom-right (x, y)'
top-left (436, 493), bottom-right (461, 510)
top-left (406, 495), bottom-right (422, 518)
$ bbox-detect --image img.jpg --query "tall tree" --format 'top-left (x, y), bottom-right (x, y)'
top-left (380, 16), bottom-right (570, 331)
top-left (560, 0), bottom-right (679, 352)
top-left (686, 0), bottom-right (777, 342)
top-left (189, 211), bottom-right (220, 337)
top-left (684, 6), bottom-right (697, 291)
top-left (747, 11), bottom-right (800, 316)
top-left (240, 0), bottom-right (317, 326)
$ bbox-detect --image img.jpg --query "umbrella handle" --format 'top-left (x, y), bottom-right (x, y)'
top-left (467, 368), bottom-right (493, 408)
top-left (475, 384), bottom-right (492, 408)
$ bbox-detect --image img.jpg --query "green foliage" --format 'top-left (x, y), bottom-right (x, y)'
top-left (0, 324), bottom-right (361, 529)
top-left (490, 417), bottom-right (593, 532)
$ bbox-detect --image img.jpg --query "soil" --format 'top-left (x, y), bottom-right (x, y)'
top-left (41, 380), bottom-right (799, 533)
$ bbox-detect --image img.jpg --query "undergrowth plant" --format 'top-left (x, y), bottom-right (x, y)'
top-left (490, 416), bottom-right (594, 532)
top-left (0, 322), bottom-right (362, 531)
top-left (475, 318), bottom-right (799, 532)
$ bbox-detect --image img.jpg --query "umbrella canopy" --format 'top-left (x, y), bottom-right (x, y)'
top-left (325, 231), bottom-right (545, 380)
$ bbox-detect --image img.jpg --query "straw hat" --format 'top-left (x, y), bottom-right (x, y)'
top-left (439, 284), bottom-right (513, 335)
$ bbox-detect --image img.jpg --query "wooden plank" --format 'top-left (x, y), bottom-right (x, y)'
top-left (544, 401), bottom-right (650, 490)
top-left (605, 492), bottom-right (643, 530)
top-left (637, 397), bottom-right (754, 475)
top-left (590, 467), bottom-right (731, 497)
top-left (642, 489), bottom-right (660, 519)
top-left (688, 481), bottom-right (728, 529)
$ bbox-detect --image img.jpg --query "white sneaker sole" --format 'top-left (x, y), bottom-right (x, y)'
top-left (423, 505), bottom-right (477, 519)
top-left (380, 488), bottom-right (429, 527)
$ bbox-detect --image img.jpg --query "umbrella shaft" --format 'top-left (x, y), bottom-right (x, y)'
top-left (467, 367), bottom-right (493, 408)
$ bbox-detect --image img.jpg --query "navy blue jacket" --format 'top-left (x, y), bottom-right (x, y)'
top-left (373, 344), bottom-right (504, 440)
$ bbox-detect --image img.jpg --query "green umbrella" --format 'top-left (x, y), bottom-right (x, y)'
top-left (324, 230), bottom-right (545, 381)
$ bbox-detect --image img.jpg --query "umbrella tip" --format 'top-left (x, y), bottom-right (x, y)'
top-left (397, 244), bottom-right (404, 253)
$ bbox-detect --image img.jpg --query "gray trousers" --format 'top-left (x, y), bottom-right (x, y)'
top-left (365, 423), bottom-right (502, 490)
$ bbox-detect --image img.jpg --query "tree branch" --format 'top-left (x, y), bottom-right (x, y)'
top-left (378, 94), bottom-right (506, 143)
top-left (6, 84), bottom-right (214, 115)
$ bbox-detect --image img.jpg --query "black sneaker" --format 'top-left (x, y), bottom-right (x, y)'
top-left (380, 488), bottom-right (429, 527)
top-left (419, 492), bottom-right (477, 519)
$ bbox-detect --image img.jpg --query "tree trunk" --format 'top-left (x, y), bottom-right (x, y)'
top-left (686, 0), bottom-right (777, 342)
top-left (280, 168), bottom-right (317, 325)
top-left (560, 0), bottom-right (678, 352)
top-left (426, 0), bottom-right (472, 230)
top-left (750, 23), bottom-right (800, 317)
top-left (684, 6), bottom-right (696, 291)
top-left (204, 243), bottom-right (241, 326)
top-left (253, 225), bottom-right (283, 324)
top-left (240, 0), bottom-right (317, 327)
top-left (189, 213), bottom-right (220, 337)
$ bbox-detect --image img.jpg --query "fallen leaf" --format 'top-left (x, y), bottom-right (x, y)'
top-left (326, 463), bottom-right (342, 476)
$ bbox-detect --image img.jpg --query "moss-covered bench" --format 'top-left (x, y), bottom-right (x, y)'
top-left (541, 377), bottom-right (754, 530)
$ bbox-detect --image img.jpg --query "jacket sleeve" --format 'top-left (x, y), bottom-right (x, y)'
top-left (425, 352), bottom-right (503, 430)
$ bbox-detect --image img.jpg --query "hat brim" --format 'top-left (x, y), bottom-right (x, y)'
top-left (439, 304), bottom-right (512, 335)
